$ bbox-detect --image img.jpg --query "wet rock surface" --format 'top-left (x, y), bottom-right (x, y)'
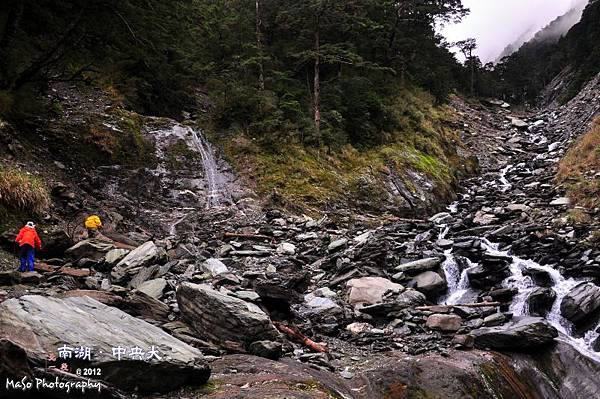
top-left (1, 75), bottom-right (600, 397)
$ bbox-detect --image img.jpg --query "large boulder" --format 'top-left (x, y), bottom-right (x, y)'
top-left (0, 295), bottom-right (210, 393)
top-left (346, 277), bottom-right (403, 308)
top-left (65, 239), bottom-right (115, 261)
top-left (560, 282), bottom-right (600, 325)
top-left (111, 241), bottom-right (162, 283)
top-left (470, 316), bottom-right (558, 350)
top-left (177, 283), bottom-right (280, 347)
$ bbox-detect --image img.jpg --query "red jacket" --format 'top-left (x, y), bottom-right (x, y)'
top-left (15, 227), bottom-right (42, 250)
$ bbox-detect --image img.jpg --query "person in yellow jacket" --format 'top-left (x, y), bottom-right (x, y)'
top-left (85, 215), bottom-right (103, 238)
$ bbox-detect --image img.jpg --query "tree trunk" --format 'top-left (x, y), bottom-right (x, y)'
top-left (256, 0), bottom-right (264, 91)
top-left (313, 15), bottom-right (321, 146)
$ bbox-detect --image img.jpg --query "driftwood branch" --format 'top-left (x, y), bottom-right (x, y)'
top-left (274, 321), bottom-right (328, 353)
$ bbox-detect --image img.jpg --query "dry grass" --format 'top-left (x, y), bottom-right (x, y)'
top-left (0, 167), bottom-right (50, 214)
top-left (557, 117), bottom-right (600, 208)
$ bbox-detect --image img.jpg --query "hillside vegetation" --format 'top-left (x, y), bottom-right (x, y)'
top-left (0, 0), bottom-right (477, 215)
top-left (558, 117), bottom-right (600, 209)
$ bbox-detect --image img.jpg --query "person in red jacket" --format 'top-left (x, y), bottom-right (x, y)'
top-left (15, 221), bottom-right (42, 272)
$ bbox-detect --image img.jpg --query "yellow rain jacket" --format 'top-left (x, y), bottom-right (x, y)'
top-left (85, 215), bottom-right (103, 230)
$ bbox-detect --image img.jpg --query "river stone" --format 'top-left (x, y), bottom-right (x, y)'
top-left (426, 314), bottom-right (462, 332)
top-left (65, 239), bottom-right (116, 261)
top-left (346, 277), bottom-right (403, 307)
top-left (411, 271), bottom-right (446, 298)
top-left (560, 282), bottom-right (600, 324)
top-left (395, 258), bottom-right (442, 274)
top-left (111, 241), bottom-right (161, 283)
top-left (0, 295), bottom-right (210, 393)
top-left (201, 258), bottom-right (229, 275)
top-left (136, 278), bottom-right (167, 299)
top-left (177, 282), bottom-right (280, 346)
top-left (470, 316), bottom-right (558, 350)
top-left (528, 287), bottom-right (557, 317)
top-left (523, 267), bottom-right (553, 287)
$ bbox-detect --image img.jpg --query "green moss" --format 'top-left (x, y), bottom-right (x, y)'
top-left (165, 139), bottom-right (202, 171)
top-left (111, 109), bottom-right (157, 167)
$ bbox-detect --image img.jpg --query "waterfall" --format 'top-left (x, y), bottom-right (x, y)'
top-left (189, 128), bottom-right (230, 208)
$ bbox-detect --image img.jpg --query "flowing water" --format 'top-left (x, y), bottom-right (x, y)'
top-left (438, 161), bottom-right (600, 363)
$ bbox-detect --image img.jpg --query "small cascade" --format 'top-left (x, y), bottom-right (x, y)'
top-left (441, 254), bottom-right (476, 305)
top-left (498, 164), bottom-right (512, 192)
top-left (189, 128), bottom-right (232, 208)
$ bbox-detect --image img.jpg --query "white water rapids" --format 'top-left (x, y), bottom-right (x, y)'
top-left (438, 182), bottom-right (600, 363)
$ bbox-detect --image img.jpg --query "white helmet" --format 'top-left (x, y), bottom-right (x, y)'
top-left (26, 221), bottom-right (35, 228)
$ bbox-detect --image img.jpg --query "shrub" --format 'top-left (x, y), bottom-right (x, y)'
top-left (0, 167), bottom-right (50, 214)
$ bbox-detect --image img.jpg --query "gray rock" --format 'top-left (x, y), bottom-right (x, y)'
top-left (395, 258), bottom-right (442, 274)
top-left (560, 283), bottom-right (600, 324)
top-left (471, 316), bottom-right (558, 350)
top-left (129, 264), bottom-right (160, 289)
top-left (248, 340), bottom-right (282, 360)
top-left (202, 258), bottom-right (229, 275)
top-left (276, 243), bottom-right (296, 255)
top-left (550, 197), bottom-right (571, 206)
top-left (232, 290), bottom-right (261, 302)
top-left (483, 313), bottom-right (506, 327)
top-left (177, 283), bottom-right (280, 346)
top-left (506, 203), bottom-right (530, 213)
top-left (528, 288), bottom-right (557, 317)
top-left (510, 117), bottom-right (529, 130)
top-left (65, 239), bottom-right (116, 261)
top-left (328, 238), bottom-right (348, 252)
top-left (346, 277), bottom-right (403, 307)
top-left (426, 314), bottom-right (462, 332)
top-left (411, 271), bottom-right (446, 298)
top-left (136, 278), bottom-right (167, 299)
top-left (111, 241), bottom-right (161, 283)
top-left (395, 289), bottom-right (427, 307)
top-left (104, 248), bottom-right (130, 266)
top-left (436, 239), bottom-right (454, 249)
top-left (0, 295), bottom-right (210, 393)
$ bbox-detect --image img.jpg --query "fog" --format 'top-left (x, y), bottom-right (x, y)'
top-left (440, 0), bottom-right (589, 63)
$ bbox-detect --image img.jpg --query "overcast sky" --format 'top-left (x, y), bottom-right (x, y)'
top-left (440, 0), bottom-right (588, 63)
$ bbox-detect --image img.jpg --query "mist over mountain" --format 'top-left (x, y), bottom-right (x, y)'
top-left (496, 0), bottom-right (588, 62)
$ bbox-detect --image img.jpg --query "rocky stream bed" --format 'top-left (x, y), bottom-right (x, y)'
top-left (1, 75), bottom-right (600, 398)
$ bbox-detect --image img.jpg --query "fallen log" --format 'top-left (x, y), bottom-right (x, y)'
top-left (273, 321), bottom-right (328, 353)
top-left (415, 302), bottom-right (502, 311)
